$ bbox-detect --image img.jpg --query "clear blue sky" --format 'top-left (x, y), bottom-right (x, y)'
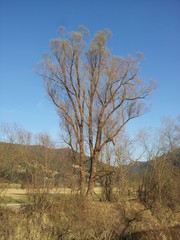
top-left (0, 0), bottom-right (180, 141)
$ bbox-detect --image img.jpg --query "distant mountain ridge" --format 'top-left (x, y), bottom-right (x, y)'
top-left (0, 142), bottom-right (179, 184)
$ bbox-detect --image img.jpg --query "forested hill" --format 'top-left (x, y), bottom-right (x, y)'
top-left (0, 142), bottom-right (179, 185)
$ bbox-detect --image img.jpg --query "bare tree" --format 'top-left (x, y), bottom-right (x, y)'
top-left (138, 117), bottom-right (180, 207)
top-left (0, 123), bottom-right (32, 185)
top-left (97, 130), bottom-right (136, 202)
top-left (38, 27), bottom-right (155, 198)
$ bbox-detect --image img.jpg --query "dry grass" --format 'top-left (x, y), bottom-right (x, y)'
top-left (0, 187), bottom-right (103, 203)
top-left (0, 193), bottom-right (179, 240)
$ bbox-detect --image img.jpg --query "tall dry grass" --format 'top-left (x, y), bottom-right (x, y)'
top-left (0, 194), bottom-right (179, 240)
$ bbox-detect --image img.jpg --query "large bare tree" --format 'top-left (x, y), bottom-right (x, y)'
top-left (38, 27), bottom-right (155, 198)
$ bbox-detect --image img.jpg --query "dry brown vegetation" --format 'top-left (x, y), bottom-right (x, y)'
top-left (0, 196), bottom-right (179, 240)
top-left (0, 118), bottom-right (180, 239)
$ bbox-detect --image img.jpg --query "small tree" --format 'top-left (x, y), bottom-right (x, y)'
top-left (0, 123), bottom-right (32, 185)
top-left (98, 130), bottom-right (136, 202)
top-left (138, 117), bottom-right (180, 207)
top-left (38, 26), bottom-right (155, 198)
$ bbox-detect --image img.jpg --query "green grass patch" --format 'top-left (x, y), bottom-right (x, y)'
top-left (1, 195), bottom-right (28, 204)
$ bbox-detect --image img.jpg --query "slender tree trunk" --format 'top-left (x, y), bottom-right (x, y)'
top-left (79, 128), bottom-right (86, 198)
top-left (80, 162), bottom-right (86, 197)
top-left (86, 152), bottom-right (99, 196)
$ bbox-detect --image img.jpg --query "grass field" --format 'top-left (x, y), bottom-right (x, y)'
top-left (0, 187), bottom-right (103, 204)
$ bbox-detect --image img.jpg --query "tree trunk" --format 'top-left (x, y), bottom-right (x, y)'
top-left (79, 139), bottom-right (86, 198)
top-left (80, 163), bottom-right (86, 198)
top-left (86, 152), bottom-right (99, 196)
